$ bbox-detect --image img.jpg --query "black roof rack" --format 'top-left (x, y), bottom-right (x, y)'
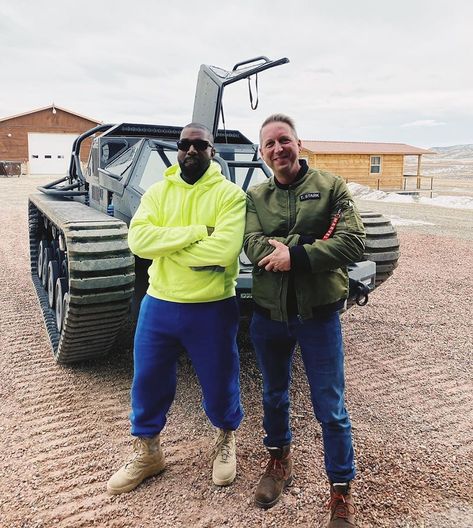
top-left (103, 123), bottom-right (253, 144)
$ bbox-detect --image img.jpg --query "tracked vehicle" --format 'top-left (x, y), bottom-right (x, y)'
top-left (28, 56), bottom-right (399, 364)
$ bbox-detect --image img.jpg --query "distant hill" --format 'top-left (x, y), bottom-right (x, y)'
top-left (405, 144), bottom-right (473, 179)
top-left (428, 144), bottom-right (473, 159)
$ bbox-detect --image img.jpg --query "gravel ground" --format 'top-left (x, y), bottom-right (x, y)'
top-left (356, 198), bottom-right (473, 241)
top-left (0, 175), bottom-right (472, 527)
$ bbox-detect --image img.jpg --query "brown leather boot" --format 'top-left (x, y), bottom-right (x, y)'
top-left (326, 482), bottom-right (356, 527)
top-left (254, 445), bottom-right (292, 509)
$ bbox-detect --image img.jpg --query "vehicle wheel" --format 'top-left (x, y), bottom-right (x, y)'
top-left (47, 260), bottom-right (59, 308)
top-left (360, 211), bottom-right (400, 286)
top-left (56, 248), bottom-right (65, 267)
top-left (37, 240), bottom-right (47, 280)
top-left (41, 247), bottom-right (53, 289)
top-left (61, 259), bottom-right (68, 281)
top-left (55, 277), bottom-right (69, 332)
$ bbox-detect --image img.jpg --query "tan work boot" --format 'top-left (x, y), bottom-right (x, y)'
top-left (211, 429), bottom-right (236, 486)
top-left (326, 482), bottom-right (356, 527)
top-left (254, 445), bottom-right (292, 509)
top-left (107, 435), bottom-right (165, 495)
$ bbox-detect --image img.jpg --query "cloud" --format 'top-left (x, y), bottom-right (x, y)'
top-left (1, 0), bottom-right (472, 148)
top-left (401, 120), bottom-right (447, 128)
top-left (303, 67), bottom-right (334, 76)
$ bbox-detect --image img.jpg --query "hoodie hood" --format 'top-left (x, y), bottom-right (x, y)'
top-left (164, 160), bottom-right (225, 189)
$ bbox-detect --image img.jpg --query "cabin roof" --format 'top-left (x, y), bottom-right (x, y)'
top-left (301, 140), bottom-right (432, 155)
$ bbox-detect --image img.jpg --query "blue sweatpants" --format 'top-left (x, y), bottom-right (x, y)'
top-left (130, 295), bottom-right (243, 436)
top-left (250, 311), bottom-right (355, 483)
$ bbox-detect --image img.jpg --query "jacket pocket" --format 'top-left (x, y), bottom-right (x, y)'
top-left (252, 268), bottom-right (281, 308)
top-left (150, 261), bottom-right (226, 301)
top-left (339, 201), bottom-right (364, 232)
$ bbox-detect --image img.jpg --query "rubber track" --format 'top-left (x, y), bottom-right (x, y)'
top-left (360, 211), bottom-right (400, 286)
top-left (29, 194), bottom-right (134, 363)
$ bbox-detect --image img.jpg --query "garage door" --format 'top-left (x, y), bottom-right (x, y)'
top-left (28, 133), bottom-right (78, 175)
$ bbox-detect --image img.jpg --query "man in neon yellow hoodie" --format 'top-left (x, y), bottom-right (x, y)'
top-left (107, 123), bottom-right (246, 495)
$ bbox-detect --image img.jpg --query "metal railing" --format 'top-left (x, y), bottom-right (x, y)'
top-left (344, 175), bottom-right (435, 197)
top-left (403, 174), bottom-right (434, 191)
top-left (345, 178), bottom-right (382, 189)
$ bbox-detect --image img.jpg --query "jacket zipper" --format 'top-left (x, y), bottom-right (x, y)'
top-left (279, 191), bottom-right (292, 321)
top-left (283, 187), bottom-right (298, 321)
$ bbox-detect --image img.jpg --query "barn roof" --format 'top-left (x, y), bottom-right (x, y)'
top-left (0, 104), bottom-right (101, 125)
top-left (301, 140), bottom-right (432, 155)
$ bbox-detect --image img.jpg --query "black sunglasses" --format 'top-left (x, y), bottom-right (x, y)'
top-left (177, 138), bottom-right (213, 152)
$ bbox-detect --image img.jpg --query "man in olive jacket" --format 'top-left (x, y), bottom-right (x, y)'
top-left (244, 114), bottom-right (364, 526)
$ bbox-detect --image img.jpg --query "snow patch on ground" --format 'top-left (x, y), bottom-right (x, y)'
top-left (388, 215), bottom-right (435, 227)
top-left (348, 182), bottom-right (473, 210)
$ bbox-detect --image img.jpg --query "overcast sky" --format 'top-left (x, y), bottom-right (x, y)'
top-left (1, 0), bottom-right (471, 148)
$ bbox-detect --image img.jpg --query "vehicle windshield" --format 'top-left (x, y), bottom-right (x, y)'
top-left (137, 144), bottom-right (178, 192)
top-left (230, 161), bottom-right (268, 191)
top-left (134, 141), bottom-right (270, 193)
top-left (105, 142), bottom-right (141, 178)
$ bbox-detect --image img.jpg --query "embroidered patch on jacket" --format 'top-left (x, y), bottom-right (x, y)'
top-left (300, 192), bottom-right (321, 201)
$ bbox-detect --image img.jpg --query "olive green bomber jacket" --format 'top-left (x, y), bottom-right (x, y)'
top-left (244, 167), bottom-right (366, 321)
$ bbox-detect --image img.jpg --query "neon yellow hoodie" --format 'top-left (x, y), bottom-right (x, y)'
top-left (128, 161), bottom-right (246, 303)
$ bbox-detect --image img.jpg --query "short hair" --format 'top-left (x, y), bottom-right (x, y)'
top-left (259, 114), bottom-right (298, 142)
top-left (182, 122), bottom-right (214, 144)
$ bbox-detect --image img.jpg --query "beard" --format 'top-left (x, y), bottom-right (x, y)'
top-left (179, 156), bottom-right (211, 184)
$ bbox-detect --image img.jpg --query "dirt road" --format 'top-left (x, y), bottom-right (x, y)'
top-left (0, 176), bottom-right (472, 527)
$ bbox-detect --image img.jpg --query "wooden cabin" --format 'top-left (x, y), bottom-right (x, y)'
top-left (0, 105), bottom-right (101, 175)
top-left (300, 140), bottom-right (432, 190)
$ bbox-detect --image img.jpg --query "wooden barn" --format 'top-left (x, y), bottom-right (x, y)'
top-left (300, 140), bottom-right (432, 190)
top-left (0, 105), bottom-right (101, 175)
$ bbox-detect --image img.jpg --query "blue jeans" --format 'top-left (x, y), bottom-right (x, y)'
top-left (250, 311), bottom-right (355, 483)
top-left (130, 295), bottom-right (243, 436)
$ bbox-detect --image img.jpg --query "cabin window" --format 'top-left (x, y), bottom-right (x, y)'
top-left (370, 156), bottom-right (381, 174)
